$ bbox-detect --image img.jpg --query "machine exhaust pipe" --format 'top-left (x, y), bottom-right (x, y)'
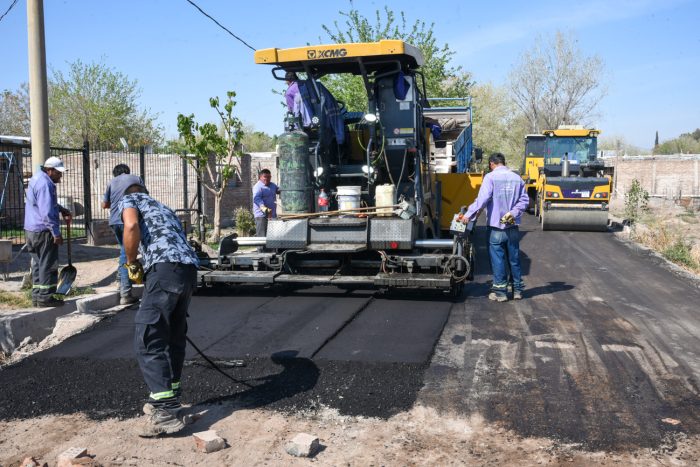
top-left (414, 239), bottom-right (455, 249)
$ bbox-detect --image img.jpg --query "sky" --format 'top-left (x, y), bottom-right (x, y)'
top-left (1, 0), bottom-right (699, 150)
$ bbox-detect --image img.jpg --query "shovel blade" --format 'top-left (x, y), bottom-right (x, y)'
top-left (56, 265), bottom-right (77, 295)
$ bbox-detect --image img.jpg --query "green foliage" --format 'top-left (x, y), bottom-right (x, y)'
top-left (234, 207), bottom-right (256, 236)
top-left (470, 83), bottom-right (527, 168)
top-left (624, 179), bottom-right (649, 226)
top-left (177, 91), bottom-right (243, 241)
top-left (241, 124), bottom-right (277, 152)
top-left (0, 83), bottom-right (30, 136)
top-left (321, 5), bottom-right (472, 111)
top-left (654, 130), bottom-right (700, 155)
top-left (49, 59), bottom-right (163, 148)
top-left (663, 239), bottom-right (698, 269)
top-left (598, 135), bottom-right (643, 156)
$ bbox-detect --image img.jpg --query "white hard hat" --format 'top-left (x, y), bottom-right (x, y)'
top-left (43, 156), bottom-right (67, 172)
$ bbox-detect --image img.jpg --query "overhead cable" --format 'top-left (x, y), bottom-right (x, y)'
top-left (0, 0), bottom-right (19, 24)
top-left (184, 0), bottom-right (256, 52)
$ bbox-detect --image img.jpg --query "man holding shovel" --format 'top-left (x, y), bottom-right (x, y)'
top-left (24, 157), bottom-right (72, 307)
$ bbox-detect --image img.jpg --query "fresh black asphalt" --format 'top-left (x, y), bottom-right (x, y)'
top-left (1, 215), bottom-right (699, 452)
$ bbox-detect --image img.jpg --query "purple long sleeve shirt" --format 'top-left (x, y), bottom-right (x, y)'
top-left (24, 170), bottom-right (62, 237)
top-left (465, 166), bottom-right (530, 229)
top-left (252, 180), bottom-right (278, 218)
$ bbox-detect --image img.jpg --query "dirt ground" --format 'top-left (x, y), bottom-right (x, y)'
top-left (1, 405), bottom-right (698, 466)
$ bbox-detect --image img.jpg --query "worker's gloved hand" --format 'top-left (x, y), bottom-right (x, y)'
top-left (125, 261), bottom-right (145, 284)
top-left (261, 206), bottom-right (271, 217)
top-left (500, 212), bottom-right (516, 225)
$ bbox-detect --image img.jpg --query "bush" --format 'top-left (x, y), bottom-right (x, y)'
top-left (663, 239), bottom-right (698, 269)
top-left (234, 207), bottom-right (255, 236)
top-left (624, 179), bottom-right (649, 227)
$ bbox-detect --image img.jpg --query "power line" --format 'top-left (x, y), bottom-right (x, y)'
top-left (184, 0), bottom-right (256, 52)
top-left (0, 0), bottom-right (19, 24)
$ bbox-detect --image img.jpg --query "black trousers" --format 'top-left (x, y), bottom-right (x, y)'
top-left (25, 230), bottom-right (58, 302)
top-left (134, 262), bottom-right (197, 403)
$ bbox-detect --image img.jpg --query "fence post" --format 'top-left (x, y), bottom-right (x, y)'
top-left (196, 158), bottom-right (204, 242)
top-left (139, 146), bottom-right (146, 185)
top-left (82, 141), bottom-right (92, 241)
top-left (182, 156), bottom-right (188, 210)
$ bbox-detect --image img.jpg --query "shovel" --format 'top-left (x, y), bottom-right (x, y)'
top-left (56, 219), bottom-right (77, 295)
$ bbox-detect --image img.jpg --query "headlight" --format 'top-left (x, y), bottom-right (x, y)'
top-left (364, 113), bottom-right (378, 123)
top-left (361, 165), bottom-right (374, 175)
top-left (313, 167), bottom-right (324, 178)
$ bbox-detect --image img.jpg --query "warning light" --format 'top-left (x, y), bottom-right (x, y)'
top-left (390, 241), bottom-right (399, 249)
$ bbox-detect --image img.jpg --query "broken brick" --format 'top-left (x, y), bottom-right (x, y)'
top-left (193, 430), bottom-right (226, 453)
top-left (285, 433), bottom-right (320, 457)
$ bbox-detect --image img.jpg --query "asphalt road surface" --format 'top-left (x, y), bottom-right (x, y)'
top-left (1, 215), bottom-right (698, 451)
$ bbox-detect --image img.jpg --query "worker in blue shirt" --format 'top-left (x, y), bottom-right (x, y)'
top-left (252, 168), bottom-right (279, 238)
top-left (24, 157), bottom-right (72, 307)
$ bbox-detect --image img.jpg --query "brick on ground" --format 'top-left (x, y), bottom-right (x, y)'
top-left (285, 433), bottom-right (320, 457)
top-left (57, 447), bottom-right (100, 467)
top-left (193, 430), bottom-right (226, 453)
top-left (20, 457), bottom-right (47, 467)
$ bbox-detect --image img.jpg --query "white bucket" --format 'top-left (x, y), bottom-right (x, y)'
top-left (337, 186), bottom-right (361, 214)
top-left (375, 184), bottom-right (395, 216)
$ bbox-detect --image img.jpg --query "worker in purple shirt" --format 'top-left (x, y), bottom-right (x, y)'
top-left (284, 71), bottom-right (311, 127)
top-left (24, 156), bottom-right (72, 307)
top-left (462, 153), bottom-right (529, 302)
top-left (252, 168), bottom-right (279, 239)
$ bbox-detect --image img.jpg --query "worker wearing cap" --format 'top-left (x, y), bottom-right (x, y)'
top-left (119, 178), bottom-right (199, 437)
top-left (462, 153), bottom-right (529, 302)
top-left (252, 168), bottom-right (279, 239)
top-left (24, 156), bottom-right (72, 307)
top-left (101, 164), bottom-right (142, 305)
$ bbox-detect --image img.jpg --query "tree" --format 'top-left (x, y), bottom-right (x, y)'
top-left (321, 5), bottom-right (473, 111)
top-left (655, 134), bottom-right (700, 155)
top-left (0, 83), bottom-right (30, 136)
top-left (49, 59), bottom-right (163, 148)
top-left (240, 124), bottom-right (277, 152)
top-left (177, 91), bottom-right (243, 242)
top-left (509, 31), bottom-right (606, 133)
top-left (470, 83), bottom-right (528, 169)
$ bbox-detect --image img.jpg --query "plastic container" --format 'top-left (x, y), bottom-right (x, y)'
top-left (375, 184), bottom-right (395, 217)
top-left (318, 188), bottom-right (329, 212)
top-left (337, 186), bottom-right (361, 215)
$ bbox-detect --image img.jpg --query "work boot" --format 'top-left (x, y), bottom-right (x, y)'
top-left (488, 292), bottom-right (508, 302)
top-left (513, 290), bottom-right (523, 300)
top-left (34, 297), bottom-right (65, 307)
top-left (138, 407), bottom-right (185, 438)
top-left (120, 294), bottom-right (139, 305)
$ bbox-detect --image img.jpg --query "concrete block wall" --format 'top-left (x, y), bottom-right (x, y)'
top-left (607, 155), bottom-right (700, 200)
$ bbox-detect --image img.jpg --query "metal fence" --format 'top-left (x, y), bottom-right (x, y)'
top-left (0, 140), bottom-right (199, 245)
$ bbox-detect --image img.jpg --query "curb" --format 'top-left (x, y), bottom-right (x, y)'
top-left (0, 286), bottom-right (143, 354)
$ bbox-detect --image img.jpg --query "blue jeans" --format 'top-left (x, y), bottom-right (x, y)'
top-left (488, 227), bottom-right (524, 296)
top-left (111, 224), bottom-right (132, 297)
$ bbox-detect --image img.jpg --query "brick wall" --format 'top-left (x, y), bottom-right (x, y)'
top-left (606, 155), bottom-right (700, 201)
top-left (202, 152), bottom-right (278, 227)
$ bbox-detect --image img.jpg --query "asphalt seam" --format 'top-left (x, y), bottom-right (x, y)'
top-left (309, 295), bottom-right (376, 359)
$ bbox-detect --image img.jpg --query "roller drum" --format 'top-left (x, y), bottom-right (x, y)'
top-left (541, 206), bottom-right (608, 231)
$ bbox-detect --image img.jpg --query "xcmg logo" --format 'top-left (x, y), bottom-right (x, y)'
top-left (307, 48), bottom-right (348, 59)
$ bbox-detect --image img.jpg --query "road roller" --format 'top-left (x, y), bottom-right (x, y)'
top-left (535, 126), bottom-right (611, 231)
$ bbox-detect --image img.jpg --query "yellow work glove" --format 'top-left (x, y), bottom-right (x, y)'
top-left (500, 212), bottom-right (516, 225)
top-left (125, 261), bottom-right (145, 284)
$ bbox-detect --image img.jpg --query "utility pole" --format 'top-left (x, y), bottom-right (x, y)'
top-left (27, 0), bottom-right (50, 172)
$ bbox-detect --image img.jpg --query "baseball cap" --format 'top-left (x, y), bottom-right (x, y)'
top-left (43, 156), bottom-right (67, 172)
